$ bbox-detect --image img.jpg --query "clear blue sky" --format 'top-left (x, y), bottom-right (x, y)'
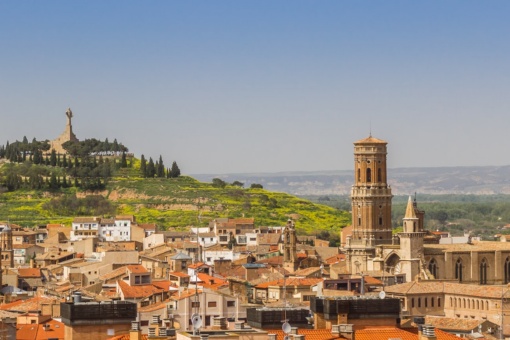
top-left (1, 1), bottom-right (509, 174)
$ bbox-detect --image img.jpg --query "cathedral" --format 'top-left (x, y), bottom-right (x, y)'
top-left (343, 135), bottom-right (510, 286)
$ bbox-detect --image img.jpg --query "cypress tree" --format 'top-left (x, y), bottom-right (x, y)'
top-left (170, 161), bottom-right (181, 178)
top-left (50, 149), bottom-right (57, 166)
top-left (140, 155), bottom-right (147, 177)
top-left (147, 158), bottom-right (155, 178)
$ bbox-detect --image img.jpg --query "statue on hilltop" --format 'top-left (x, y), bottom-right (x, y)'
top-left (66, 107), bottom-right (73, 126)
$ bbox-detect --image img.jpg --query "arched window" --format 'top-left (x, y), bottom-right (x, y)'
top-left (428, 259), bottom-right (437, 278)
top-left (505, 257), bottom-right (510, 284)
top-left (468, 299), bottom-right (470, 309)
top-left (425, 298), bottom-right (428, 308)
top-left (480, 258), bottom-right (488, 285)
top-left (358, 168), bottom-right (361, 182)
top-left (438, 298), bottom-right (441, 307)
top-left (450, 297), bottom-right (453, 307)
top-left (418, 298), bottom-right (421, 308)
top-left (366, 168), bottom-right (372, 183)
top-left (377, 168), bottom-right (382, 182)
top-left (477, 300), bottom-right (479, 310)
top-left (463, 298), bottom-right (466, 308)
top-left (486, 301), bottom-right (489, 310)
top-left (411, 298), bottom-right (415, 308)
top-left (431, 297), bottom-right (435, 307)
top-left (456, 258), bottom-right (463, 282)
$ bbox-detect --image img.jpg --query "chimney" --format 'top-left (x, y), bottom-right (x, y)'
top-left (294, 335), bottom-right (305, 340)
top-left (332, 324), bottom-right (354, 340)
top-left (419, 324), bottom-right (437, 340)
top-left (200, 335), bottom-right (209, 340)
top-left (151, 315), bottom-right (160, 325)
top-left (148, 327), bottom-right (156, 337)
top-left (129, 321), bottom-right (142, 340)
top-left (268, 335), bottom-right (277, 340)
top-left (290, 327), bottom-right (298, 335)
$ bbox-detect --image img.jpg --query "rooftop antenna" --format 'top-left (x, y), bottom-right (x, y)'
top-left (369, 119), bottom-right (372, 137)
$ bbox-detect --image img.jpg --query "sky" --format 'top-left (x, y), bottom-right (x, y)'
top-left (1, 1), bottom-right (509, 175)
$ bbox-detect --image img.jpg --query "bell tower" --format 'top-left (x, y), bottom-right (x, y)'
top-left (283, 219), bottom-right (297, 273)
top-left (351, 136), bottom-right (393, 241)
top-left (344, 135), bottom-right (394, 274)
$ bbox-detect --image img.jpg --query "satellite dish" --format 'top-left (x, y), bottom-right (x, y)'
top-left (282, 322), bottom-right (291, 334)
top-left (191, 315), bottom-right (202, 330)
top-left (379, 291), bottom-right (386, 299)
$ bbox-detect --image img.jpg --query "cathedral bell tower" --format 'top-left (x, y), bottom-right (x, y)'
top-left (351, 136), bottom-right (393, 241)
top-left (345, 135), bottom-right (393, 274)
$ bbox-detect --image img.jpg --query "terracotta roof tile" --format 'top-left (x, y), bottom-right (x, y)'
top-left (117, 280), bottom-right (164, 299)
top-left (17, 268), bottom-right (42, 278)
top-left (267, 328), bottom-right (345, 340)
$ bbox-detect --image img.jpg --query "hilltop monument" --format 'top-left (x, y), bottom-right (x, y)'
top-left (49, 107), bottom-right (79, 154)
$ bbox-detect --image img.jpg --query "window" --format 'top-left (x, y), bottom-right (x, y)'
top-left (181, 261), bottom-right (187, 269)
top-left (428, 259), bottom-right (437, 278)
top-left (455, 258), bottom-right (463, 282)
top-left (438, 298), bottom-right (441, 307)
top-left (418, 298), bottom-right (421, 308)
top-left (377, 168), bottom-right (382, 182)
top-left (366, 168), bottom-right (372, 183)
top-left (192, 301), bottom-right (200, 308)
top-left (480, 258), bottom-right (488, 285)
top-left (227, 301), bottom-right (236, 307)
top-left (206, 257), bottom-right (211, 262)
top-left (411, 298), bottom-right (414, 308)
top-left (208, 301), bottom-right (217, 308)
top-left (425, 298), bottom-right (428, 308)
top-left (431, 298), bottom-right (434, 307)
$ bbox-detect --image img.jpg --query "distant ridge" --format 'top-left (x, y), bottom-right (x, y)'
top-left (192, 165), bottom-right (510, 196)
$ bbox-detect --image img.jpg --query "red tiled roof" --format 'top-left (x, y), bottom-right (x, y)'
top-left (17, 319), bottom-right (65, 340)
top-left (0, 296), bottom-right (60, 313)
top-left (267, 329), bottom-right (345, 340)
top-left (169, 271), bottom-right (190, 278)
top-left (355, 327), bottom-right (462, 340)
top-left (188, 262), bottom-right (210, 269)
top-left (151, 280), bottom-right (172, 290)
top-left (117, 280), bottom-right (164, 299)
top-left (17, 268), bottom-right (42, 278)
top-left (197, 273), bottom-right (228, 290)
top-left (126, 265), bottom-right (148, 274)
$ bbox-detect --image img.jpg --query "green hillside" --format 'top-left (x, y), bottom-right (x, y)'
top-left (0, 173), bottom-right (350, 235)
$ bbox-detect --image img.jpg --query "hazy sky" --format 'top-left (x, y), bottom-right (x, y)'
top-left (1, 2), bottom-right (509, 174)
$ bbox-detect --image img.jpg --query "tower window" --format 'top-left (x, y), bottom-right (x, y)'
top-left (379, 217), bottom-right (382, 225)
top-left (366, 168), bottom-right (372, 183)
top-left (480, 258), bottom-right (487, 285)
top-left (456, 259), bottom-right (463, 282)
top-left (377, 168), bottom-right (382, 182)
top-left (357, 168), bottom-right (361, 182)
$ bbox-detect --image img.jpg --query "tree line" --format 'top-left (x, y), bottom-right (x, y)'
top-left (139, 155), bottom-right (181, 178)
top-left (0, 136), bottom-right (182, 191)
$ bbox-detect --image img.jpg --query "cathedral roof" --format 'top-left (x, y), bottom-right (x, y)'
top-left (354, 136), bottom-right (387, 144)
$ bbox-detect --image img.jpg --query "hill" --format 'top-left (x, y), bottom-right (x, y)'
top-left (192, 165), bottom-right (510, 196)
top-left (0, 174), bottom-right (350, 235)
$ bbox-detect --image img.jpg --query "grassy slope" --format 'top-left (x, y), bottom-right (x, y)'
top-left (0, 171), bottom-right (350, 234)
